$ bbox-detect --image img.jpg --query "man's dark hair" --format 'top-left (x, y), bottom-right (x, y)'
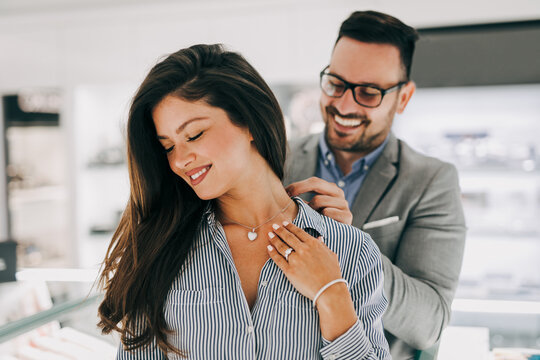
top-left (337, 10), bottom-right (419, 79)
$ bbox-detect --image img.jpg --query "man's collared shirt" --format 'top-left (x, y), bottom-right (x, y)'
top-left (316, 133), bottom-right (389, 208)
top-left (117, 197), bottom-right (390, 360)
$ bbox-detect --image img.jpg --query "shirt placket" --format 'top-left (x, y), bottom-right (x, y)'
top-left (211, 222), bottom-right (258, 360)
top-left (250, 259), bottom-right (281, 360)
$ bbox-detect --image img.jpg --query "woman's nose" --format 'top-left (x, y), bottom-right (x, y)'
top-left (171, 145), bottom-right (195, 171)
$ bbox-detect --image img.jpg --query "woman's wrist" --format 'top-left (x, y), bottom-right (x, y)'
top-left (315, 281), bottom-right (358, 341)
top-left (313, 278), bottom-right (348, 307)
top-left (315, 281), bottom-right (352, 312)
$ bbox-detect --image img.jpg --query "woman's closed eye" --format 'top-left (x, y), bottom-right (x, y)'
top-left (163, 131), bottom-right (204, 153)
top-left (187, 131), bottom-right (204, 142)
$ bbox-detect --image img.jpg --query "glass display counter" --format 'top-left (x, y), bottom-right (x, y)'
top-left (0, 269), bottom-right (117, 359)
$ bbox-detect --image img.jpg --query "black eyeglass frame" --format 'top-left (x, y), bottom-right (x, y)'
top-left (319, 65), bottom-right (409, 108)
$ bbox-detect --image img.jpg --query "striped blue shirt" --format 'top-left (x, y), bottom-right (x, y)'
top-left (117, 197), bottom-right (390, 359)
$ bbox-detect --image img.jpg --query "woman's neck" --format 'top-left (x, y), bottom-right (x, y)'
top-left (215, 169), bottom-right (297, 230)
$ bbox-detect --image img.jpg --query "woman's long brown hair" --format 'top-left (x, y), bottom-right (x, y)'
top-left (97, 44), bottom-right (286, 357)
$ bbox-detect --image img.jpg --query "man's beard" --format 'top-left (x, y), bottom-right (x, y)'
top-left (323, 105), bottom-right (376, 153)
top-left (324, 128), bottom-right (379, 153)
top-left (323, 104), bottom-right (394, 154)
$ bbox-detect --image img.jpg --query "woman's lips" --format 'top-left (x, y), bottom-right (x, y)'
top-left (186, 165), bottom-right (212, 185)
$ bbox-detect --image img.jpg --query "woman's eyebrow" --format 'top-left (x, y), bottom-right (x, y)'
top-left (157, 117), bottom-right (208, 139)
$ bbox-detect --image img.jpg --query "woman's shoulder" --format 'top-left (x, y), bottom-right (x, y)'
top-left (294, 198), bottom-right (373, 259)
top-left (320, 214), bottom-right (383, 285)
top-left (321, 215), bottom-right (371, 253)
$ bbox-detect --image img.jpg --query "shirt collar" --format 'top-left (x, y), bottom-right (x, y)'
top-left (318, 132), bottom-right (336, 168)
top-left (364, 134), bottom-right (390, 168)
top-left (319, 132), bottom-right (390, 174)
top-left (291, 196), bottom-right (327, 238)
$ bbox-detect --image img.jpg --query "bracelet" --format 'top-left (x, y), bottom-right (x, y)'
top-left (312, 278), bottom-right (348, 308)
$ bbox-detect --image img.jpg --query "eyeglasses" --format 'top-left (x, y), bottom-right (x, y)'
top-left (319, 66), bottom-right (408, 108)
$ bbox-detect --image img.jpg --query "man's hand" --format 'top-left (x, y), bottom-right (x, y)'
top-left (286, 177), bottom-right (353, 225)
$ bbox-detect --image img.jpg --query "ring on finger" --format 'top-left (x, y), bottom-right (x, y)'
top-left (284, 247), bottom-right (294, 261)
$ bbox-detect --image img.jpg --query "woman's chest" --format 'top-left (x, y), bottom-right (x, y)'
top-left (163, 237), bottom-right (322, 358)
top-left (226, 235), bottom-right (270, 308)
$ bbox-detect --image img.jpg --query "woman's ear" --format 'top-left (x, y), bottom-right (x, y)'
top-left (396, 81), bottom-right (416, 114)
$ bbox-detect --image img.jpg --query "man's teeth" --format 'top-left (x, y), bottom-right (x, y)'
top-left (334, 115), bottom-right (362, 127)
top-left (191, 167), bottom-right (208, 180)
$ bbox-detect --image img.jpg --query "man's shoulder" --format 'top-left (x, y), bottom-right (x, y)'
top-left (287, 133), bottom-right (319, 154)
top-left (396, 137), bottom-right (457, 178)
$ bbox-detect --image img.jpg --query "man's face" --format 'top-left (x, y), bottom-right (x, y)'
top-left (320, 37), bottom-right (415, 156)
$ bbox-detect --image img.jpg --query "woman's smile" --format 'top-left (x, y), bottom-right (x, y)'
top-left (186, 164), bottom-right (212, 185)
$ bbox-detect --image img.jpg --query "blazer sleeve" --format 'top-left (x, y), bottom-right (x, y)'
top-left (381, 163), bottom-right (466, 349)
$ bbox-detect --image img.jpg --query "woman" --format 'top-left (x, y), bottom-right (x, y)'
top-left (98, 44), bottom-right (390, 359)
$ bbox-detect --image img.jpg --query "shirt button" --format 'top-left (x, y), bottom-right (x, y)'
top-left (261, 280), bottom-right (268, 287)
top-left (337, 180), bottom-right (345, 188)
top-left (364, 164), bottom-right (369, 171)
top-left (328, 355), bottom-right (337, 360)
top-left (327, 154), bottom-right (333, 160)
top-left (324, 160), bottom-right (329, 166)
top-left (247, 325), bottom-right (254, 333)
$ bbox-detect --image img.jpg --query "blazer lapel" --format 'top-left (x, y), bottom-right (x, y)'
top-left (351, 134), bottom-right (399, 228)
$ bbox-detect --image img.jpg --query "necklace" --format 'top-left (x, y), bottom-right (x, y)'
top-left (220, 200), bottom-right (293, 241)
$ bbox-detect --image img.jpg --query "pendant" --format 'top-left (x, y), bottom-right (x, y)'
top-left (247, 231), bottom-right (257, 241)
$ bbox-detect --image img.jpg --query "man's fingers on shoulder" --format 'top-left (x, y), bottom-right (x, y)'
top-left (285, 180), bottom-right (311, 196)
top-left (286, 178), bottom-right (319, 196)
top-left (287, 177), bottom-right (345, 198)
top-left (308, 177), bottom-right (344, 196)
top-left (308, 196), bottom-right (324, 211)
top-left (321, 208), bottom-right (353, 225)
top-left (309, 194), bottom-right (341, 210)
top-left (285, 183), bottom-right (297, 196)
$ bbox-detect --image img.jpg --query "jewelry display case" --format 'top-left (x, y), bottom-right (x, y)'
top-left (0, 269), bottom-right (116, 359)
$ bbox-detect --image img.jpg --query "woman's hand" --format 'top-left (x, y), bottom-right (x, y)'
top-left (266, 221), bottom-right (358, 341)
top-left (286, 177), bottom-right (353, 225)
top-left (266, 220), bottom-right (342, 300)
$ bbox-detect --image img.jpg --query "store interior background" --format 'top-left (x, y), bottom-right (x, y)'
top-left (1, 0), bottom-right (539, 357)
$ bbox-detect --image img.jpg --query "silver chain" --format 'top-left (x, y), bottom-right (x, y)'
top-left (219, 200), bottom-right (293, 232)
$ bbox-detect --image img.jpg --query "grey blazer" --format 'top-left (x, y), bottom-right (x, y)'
top-left (284, 133), bottom-right (467, 360)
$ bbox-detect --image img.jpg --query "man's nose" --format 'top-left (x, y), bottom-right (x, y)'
top-left (333, 88), bottom-right (361, 114)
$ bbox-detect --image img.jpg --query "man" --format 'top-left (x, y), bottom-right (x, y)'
top-left (284, 10), bottom-right (467, 359)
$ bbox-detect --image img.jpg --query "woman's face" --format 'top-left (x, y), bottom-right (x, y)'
top-left (152, 95), bottom-right (256, 200)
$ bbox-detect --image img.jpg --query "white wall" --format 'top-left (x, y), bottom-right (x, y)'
top-left (0, 0), bottom-right (539, 90)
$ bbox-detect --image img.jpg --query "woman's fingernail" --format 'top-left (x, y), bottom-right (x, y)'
top-left (282, 221), bottom-right (289, 227)
top-left (272, 223), bottom-right (280, 230)
top-left (318, 236), bottom-right (324, 242)
top-left (267, 245), bottom-right (273, 251)
top-left (268, 232), bottom-right (275, 239)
